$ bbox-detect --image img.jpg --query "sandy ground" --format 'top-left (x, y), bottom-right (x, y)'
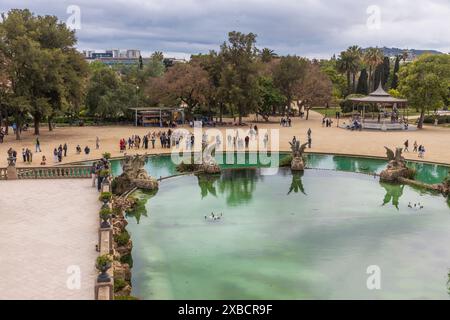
top-left (0, 111), bottom-right (449, 166)
top-left (0, 179), bottom-right (98, 299)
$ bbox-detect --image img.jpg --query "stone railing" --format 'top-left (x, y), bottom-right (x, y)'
top-left (95, 181), bottom-right (114, 300)
top-left (16, 166), bottom-right (92, 179)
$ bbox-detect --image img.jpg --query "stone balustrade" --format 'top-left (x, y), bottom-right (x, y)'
top-left (19, 166), bottom-right (91, 179)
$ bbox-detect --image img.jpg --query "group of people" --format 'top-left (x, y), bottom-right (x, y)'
top-left (403, 140), bottom-right (426, 158)
top-left (52, 144), bottom-right (68, 163)
top-left (91, 157), bottom-right (110, 192)
top-left (322, 117), bottom-right (333, 127)
top-left (280, 117), bottom-right (292, 127)
top-left (21, 148), bottom-right (33, 164)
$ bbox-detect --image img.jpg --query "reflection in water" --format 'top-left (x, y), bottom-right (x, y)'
top-left (380, 182), bottom-right (404, 210)
top-left (128, 168), bottom-right (450, 299)
top-left (126, 190), bottom-right (156, 224)
top-left (332, 155), bottom-right (357, 172)
top-left (217, 169), bottom-right (260, 206)
top-left (196, 174), bottom-right (220, 198)
top-left (288, 172), bottom-right (306, 195)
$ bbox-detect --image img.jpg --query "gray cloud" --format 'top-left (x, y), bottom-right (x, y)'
top-left (1, 0), bottom-right (449, 58)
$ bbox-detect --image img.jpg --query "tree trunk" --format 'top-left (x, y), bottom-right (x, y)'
top-left (417, 109), bottom-right (425, 129)
top-left (346, 71), bottom-right (351, 96)
top-left (219, 103), bottom-right (223, 124)
top-left (352, 73), bottom-right (356, 93)
top-left (4, 109), bottom-right (8, 134)
top-left (15, 115), bottom-right (21, 140)
top-left (34, 115), bottom-right (40, 135)
top-left (48, 118), bottom-right (53, 131)
top-left (368, 66), bottom-right (372, 93)
top-left (306, 106), bottom-right (310, 120)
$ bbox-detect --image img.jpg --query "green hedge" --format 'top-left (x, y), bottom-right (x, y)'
top-left (423, 115), bottom-right (450, 124)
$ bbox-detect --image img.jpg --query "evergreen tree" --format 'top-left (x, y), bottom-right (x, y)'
top-left (138, 55), bottom-right (143, 70)
top-left (390, 55), bottom-right (400, 89)
top-left (356, 68), bottom-right (369, 94)
top-left (382, 56), bottom-right (390, 88)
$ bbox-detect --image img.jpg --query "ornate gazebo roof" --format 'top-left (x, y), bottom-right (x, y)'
top-left (349, 82), bottom-right (408, 104)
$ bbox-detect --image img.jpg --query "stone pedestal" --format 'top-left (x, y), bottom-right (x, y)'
top-left (380, 167), bottom-right (411, 182)
top-left (291, 157), bottom-right (305, 171)
top-left (7, 165), bottom-right (18, 180)
top-left (201, 162), bottom-right (221, 174)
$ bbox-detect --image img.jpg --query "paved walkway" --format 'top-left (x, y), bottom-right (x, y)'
top-left (1, 111), bottom-right (449, 167)
top-left (0, 179), bottom-right (98, 299)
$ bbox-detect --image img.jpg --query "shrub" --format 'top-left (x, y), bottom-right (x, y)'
top-left (114, 230), bottom-right (131, 246)
top-left (99, 208), bottom-right (112, 219)
top-left (102, 152), bottom-right (112, 159)
top-left (99, 169), bottom-right (110, 178)
top-left (99, 192), bottom-right (112, 202)
top-left (423, 115), bottom-right (450, 124)
top-left (120, 253), bottom-right (133, 268)
top-left (96, 254), bottom-right (112, 268)
top-left (114, 278), bottom-right (127, 292)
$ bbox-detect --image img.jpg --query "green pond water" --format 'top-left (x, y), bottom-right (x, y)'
top-left (110, 153), bottom-right (450, 185)
top-left (123, 167), bottom-right (450, 300)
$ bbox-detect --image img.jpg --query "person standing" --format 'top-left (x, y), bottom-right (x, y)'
top-left (151, 134), bottom-right (156, 149)
top-left (22, 148), bottom-right (26, 162)
top-left (53, 148), bottom-right (58, 163)
top-left (404, 140), bottom-right (409, 152)
top-left (413, 141), bottom-right (418, 152)
top-left (63, 143), bottom-right (68, 157)
top-left (35, 137), bottom-right (41, 152)
top-left (96, 137), bottom-right (100, 150)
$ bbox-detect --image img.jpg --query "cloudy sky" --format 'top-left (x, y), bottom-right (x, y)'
top-left (1, 0), bottom-right (449, 59)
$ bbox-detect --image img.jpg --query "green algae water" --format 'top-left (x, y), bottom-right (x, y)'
top-left (126, 168), bottom-right (450, 300)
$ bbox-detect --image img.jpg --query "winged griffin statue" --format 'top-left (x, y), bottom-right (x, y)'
top-left (289, 138), bottom-right (308, 171)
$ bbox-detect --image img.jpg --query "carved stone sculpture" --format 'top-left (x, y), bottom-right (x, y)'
top-left (200, 143), bottom-right (221, 174)
top-left (380, 147), bottom-right (413, 182)
top-left (113, 154), bottom-right (158, 194)
top-left (289, 139), bottom-right (308, 171)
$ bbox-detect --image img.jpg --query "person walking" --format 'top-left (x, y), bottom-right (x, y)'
top-left (96, 137), bottom-right (100, 150)
top-left (63, 143), bottom-right (68, 157)
top-left (413, 141), bottom-right (418, 152)
top-left (404, 140), bottom-right (409, 152)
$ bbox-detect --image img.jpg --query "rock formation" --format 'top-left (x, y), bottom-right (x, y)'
top-left (113, 154), bottom-right (158, 195)
top-left (289, 139), bottom-right (308, 171)
top-left (380, 147), bottom-right (413, 182)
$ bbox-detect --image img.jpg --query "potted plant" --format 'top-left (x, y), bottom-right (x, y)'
top-left (96, 254), bottom-right (112, 283)
top-left (99, 169), bottom-right (110, 178)
top-left (99, 192), bottom-right (112, 204)
top-left (99, 208), bottom-right (112, 228)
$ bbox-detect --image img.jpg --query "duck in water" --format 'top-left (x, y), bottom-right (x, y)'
top-left (205, 212), bottom-right (223, 221)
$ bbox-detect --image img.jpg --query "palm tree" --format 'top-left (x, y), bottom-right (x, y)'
top-left (260, 48), bottom-right (277, 63)
top-left (347, 45), bottom-right (363, 92)
top-left (363, 47), bottom-right (384, 92)
top-left (337, 48), bottom-right (360, 96)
